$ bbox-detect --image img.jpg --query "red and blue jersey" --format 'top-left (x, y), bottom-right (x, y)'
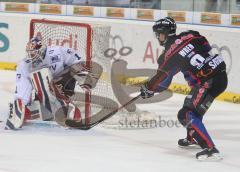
top-left (147, 30), bottom-right (226, 91)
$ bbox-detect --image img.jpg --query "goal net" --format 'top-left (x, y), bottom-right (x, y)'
top-left (30, 19), bottom-right (156, 129)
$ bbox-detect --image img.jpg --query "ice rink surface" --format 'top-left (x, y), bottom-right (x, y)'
top-left (0, 70), bottom-right (240, 172)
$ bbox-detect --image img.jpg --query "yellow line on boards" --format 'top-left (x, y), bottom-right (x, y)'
top-left (1, 62), bottom-right (239, 104)
top-left (0, 62), bottom-right (17, 71)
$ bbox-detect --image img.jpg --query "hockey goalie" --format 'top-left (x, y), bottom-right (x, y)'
top-left (5, 36), bottom-right (102, 129)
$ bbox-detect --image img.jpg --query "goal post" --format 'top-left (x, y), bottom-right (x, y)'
top-left (29, 19), bottom-right (112, 125)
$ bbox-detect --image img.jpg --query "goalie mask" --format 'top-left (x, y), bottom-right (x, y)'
top-left (26, 36), bottom-right (46, 61)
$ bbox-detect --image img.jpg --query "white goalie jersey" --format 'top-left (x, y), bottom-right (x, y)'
top-left (15, 46), bottom-right (81, 105)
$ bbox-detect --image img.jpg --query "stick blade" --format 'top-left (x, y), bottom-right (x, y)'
top-left (65, 119), bottom-right (90, 130)
top-left (65, 94), bottom-right (141, 130)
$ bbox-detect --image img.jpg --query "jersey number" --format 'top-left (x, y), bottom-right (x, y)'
top-left (190, 54), bottom-right (205, 69)
top-left (51, 64), bottom-right (57, 71)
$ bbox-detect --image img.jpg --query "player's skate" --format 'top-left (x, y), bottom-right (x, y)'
top-left (178, 138), bottom-right (200, 149)
top-left (196, 147), bottom-right (223, 161)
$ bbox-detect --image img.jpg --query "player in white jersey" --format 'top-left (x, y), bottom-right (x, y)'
top-left (5, 36), bottom-right (99, 129)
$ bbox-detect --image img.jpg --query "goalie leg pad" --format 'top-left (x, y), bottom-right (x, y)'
top-left (5, 99), bottom-right (26, 130)
top-left (30, 69), bottom-right (55, 121)
top-left (67, 103), bottom-right (82, 121)
top-left (54, 100), bottom-right (82, 127)
top-left (31, 71), bottom-right (53, 113)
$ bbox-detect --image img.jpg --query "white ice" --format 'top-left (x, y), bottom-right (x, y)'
top-left (0, 70), bottom-right (240, 172)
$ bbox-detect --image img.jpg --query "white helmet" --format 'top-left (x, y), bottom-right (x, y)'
top-left (26, 36), bottom-right (46, 61)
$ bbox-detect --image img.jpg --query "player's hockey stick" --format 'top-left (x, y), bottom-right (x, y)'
top-left (65, 94), bottom-right (141, 130)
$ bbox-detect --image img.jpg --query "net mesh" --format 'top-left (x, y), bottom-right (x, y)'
top-left (30, 19), bottom-right (155, 129)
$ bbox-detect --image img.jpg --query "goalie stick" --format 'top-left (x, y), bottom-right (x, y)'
top-left (65, 94), bottom-right (141, 130)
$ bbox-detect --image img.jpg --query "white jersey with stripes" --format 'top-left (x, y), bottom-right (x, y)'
top-left (15, 46), bottom-right (81, 105)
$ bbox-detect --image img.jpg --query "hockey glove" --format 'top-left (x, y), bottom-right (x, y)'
top-left (69, 62), bottom-right (89, 77)
top-left (140, 85), bottom-right (154, 99)
top-left (49, 79), bottom-right (71, 103)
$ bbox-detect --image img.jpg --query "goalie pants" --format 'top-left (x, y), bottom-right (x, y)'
top-left (177, 71), bottom-right (228, 149)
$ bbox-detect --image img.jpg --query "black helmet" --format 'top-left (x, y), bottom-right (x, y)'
top-left (152, 17), bottom-right (176, 45)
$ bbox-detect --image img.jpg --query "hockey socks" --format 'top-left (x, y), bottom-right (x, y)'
top-left (185, 111), bottom-right (222, 160)
top-left (186, 111), bottom-right (214, 148)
